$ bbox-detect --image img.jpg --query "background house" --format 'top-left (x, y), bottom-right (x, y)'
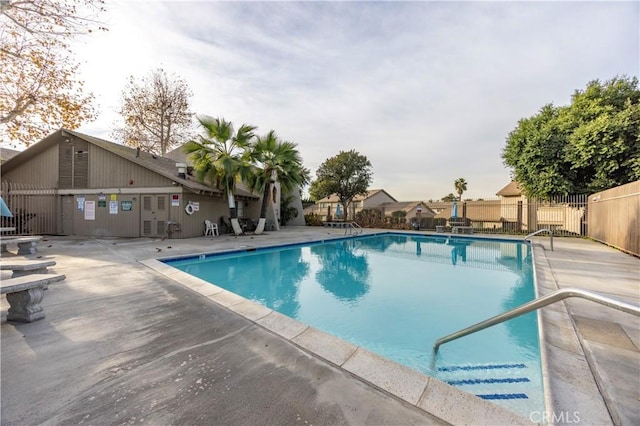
top-left (1, 129), bottom-right (260, 238)
top-left (378, 201), bottom-right (436, 223)
top-left (496, 181), bottom-right (585, 234)
top-left (310, 189), bottom-right (397, 221)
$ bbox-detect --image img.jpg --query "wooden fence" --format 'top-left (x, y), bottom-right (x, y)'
top-left (588, 181), bottom-right (639, 256)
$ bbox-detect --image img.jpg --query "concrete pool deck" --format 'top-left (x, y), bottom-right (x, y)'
top-left (1, 227), bottom-right (638, 425)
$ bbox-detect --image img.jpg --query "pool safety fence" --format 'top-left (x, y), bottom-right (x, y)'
top-left (1, 182), bottom-right (57, 236)
top-left (318, 196), bottom-right (591, 237)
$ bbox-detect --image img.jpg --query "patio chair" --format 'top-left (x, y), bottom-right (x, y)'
top-left (204, 220), bottom-right (219, 236)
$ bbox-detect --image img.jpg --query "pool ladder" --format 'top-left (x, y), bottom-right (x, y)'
top-left (344, 222), bottom-right (363, 236)
top-left (524, 228), bottom-right (553, 251)
top-left (433, 287), bottom-right (640, 351)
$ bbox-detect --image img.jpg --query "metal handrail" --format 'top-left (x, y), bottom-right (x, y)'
top-left (525, 228), bottom-right (553, 251)
top-left (433, 287), bottom-right (640, 351)
top-left (344, 222), bottom-right (363, 236)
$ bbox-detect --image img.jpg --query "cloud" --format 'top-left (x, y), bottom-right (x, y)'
top-left (58, 0), bottom-right (639, 200)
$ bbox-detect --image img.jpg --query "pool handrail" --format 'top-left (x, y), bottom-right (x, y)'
top-left (344, 222), bottom-right (363, 236)
top-left (524, 228), bottom-right (553, 251)
top-left (433, 287), bottom-right (640, 351)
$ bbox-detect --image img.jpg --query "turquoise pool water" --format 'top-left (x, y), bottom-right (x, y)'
top-left (165, 233), bottom-right (543, 417)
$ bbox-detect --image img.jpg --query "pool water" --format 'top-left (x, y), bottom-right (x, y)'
top-left (166, 233), bottom-right (543, 417)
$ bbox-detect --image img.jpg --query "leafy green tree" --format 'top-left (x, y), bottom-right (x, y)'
top-left (441, 193), bottom-right (457, 202)
top-left (184, 115), bottom-right (256, 235)
top-left (247, 130), bottom-right (310, 234)
top-left (454, 178), bottom-right (467, 201)
top-left (502, 76), bottom-right (640, 197)
top-left (308, 179), bottom-right (326, 202)
top-left (310, 150), bottom-right (373, 220)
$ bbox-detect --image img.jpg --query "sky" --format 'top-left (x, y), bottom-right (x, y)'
top-left (53, 1), bottom-right (640, 200)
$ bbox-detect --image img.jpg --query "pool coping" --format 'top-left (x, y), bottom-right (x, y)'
top-left (140, 232), bottom-right (610, 425)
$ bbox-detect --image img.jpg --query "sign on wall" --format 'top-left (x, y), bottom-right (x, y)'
top-left (77, 195), bottom-right (85, 211)
top-left (121, 201), bottom-right (133, 211)
top-left (109, 201), bottom-right (118, 214)
top-left (84, 201), bottom-right (95, 220)
top-left (171, 194), bottom-right (180, 207)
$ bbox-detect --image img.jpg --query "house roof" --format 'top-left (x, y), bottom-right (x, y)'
top-left (164, 143), bottom-right (257, 198)
top-left (496, 181), bottom-right (523, 197)
top-left (317, 189), bottom-right (397, 203)
top-left (1, 129), bottom-right (258, 199)
top-left (1, 147), bottom-right (21, 163)
top-left (378, 201), bottom-right (436, 217)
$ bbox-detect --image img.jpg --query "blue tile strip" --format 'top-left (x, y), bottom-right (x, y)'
top-left (477, 393), bottom-right (529, 400)
top-left (448, 377), bottom-right (530, 386)
top-left (438, 363), bottom-right (527, 372)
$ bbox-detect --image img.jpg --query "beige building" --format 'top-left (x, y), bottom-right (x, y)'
top-left (429, 200), bottom-right (502, 230)
top-left (309, 189), bottom-right (397, 221)
top-left (1, 129), bottom-right (261, 238)
top-left (497, 181), bottom-right (585, 234)
top-left (378, 201), bottom-right (436, 222)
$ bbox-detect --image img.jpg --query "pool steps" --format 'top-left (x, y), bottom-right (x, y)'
top-left (437, 361), bottom-right (541, 413)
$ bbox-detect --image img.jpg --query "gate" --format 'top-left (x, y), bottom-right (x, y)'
top-left (0, 182), bottom-right (57, 236)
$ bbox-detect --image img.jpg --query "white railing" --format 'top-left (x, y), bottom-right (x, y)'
top-left (525, 228), bottom-right (553, 251)
top-left (433, 287), bottom-right (640, 351)
top-left (344, 222), bottom-right (363, 236)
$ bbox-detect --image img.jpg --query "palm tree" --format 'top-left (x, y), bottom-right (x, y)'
top-left (183, 115), bottom-right (256, 235)
top-left (454, 178), bottom-right (468, 201)
top-left (247, 130), bottom-right (309, 234)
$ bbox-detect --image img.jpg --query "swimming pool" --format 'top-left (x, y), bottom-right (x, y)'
top-left (165, 233), bottom-right (543, 417)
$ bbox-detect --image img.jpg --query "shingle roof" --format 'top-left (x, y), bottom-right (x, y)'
top-left (317, 189), bottom-right (397, 203)
top-left (496, 181), bottom-right (522, 197)
top-left (65, 130), bottom-right (228, 196)
top-left (378, 201), bottom-right (436, 216)
top-left (163, 142), bottom-right (256, 197)
top-left (2, 129), bottom-right (258, 199)
top-left (1, 147), bottom-right (21, 163)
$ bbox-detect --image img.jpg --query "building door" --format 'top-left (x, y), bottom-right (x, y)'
top-left (61, 196), bottom-right (74, 235)
top-left (141, 195), bottom-right (168, 237)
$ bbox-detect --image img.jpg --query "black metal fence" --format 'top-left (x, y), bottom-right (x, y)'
top-left (349, 196), bottom-right (589, 237)
top-left (2, 183), bottom-right (590, 239)
top-left (1, 182), bottom-right (57, 235)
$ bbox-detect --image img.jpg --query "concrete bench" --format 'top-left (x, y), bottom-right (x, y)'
top-left (452, 226), bottom-right (473, 234)
top-left (0, 259), bottom-right (57, 278)
top-left (0, 236), bottom-right (43, 255)
top-left (1, 273), bottom-right (66, 322)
